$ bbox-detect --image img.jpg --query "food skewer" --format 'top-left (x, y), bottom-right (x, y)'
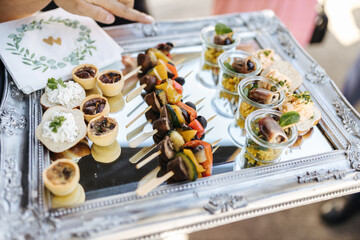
top-left (123, 66), bottom-right (142, 81)
top-left (126, 120), bottom-right (151, 141)
top-left (137, 166), bottom-right (161, 188)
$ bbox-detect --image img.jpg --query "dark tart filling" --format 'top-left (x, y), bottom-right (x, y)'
top-left (99, 72), bottom-right (122, 84)
top-left (46, 162), bottom-right (75, 185)
top-left (74, 66), bottom-right (96, 79)
top-left (90, 117), bottom-right (116, 136)
top-left (83, 98), bottom-right (106, 115)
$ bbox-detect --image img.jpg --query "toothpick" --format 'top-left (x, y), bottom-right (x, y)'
top-left (126, 120), bottom-right (151, 141)
top-left (123, 66), bottom-right (141, 81)
top-left (126, 106), bottom-right (151, 128)
top-left (211, 138), bottom-right (222, 147)
top-left (138, 166), bottom-right (161, 188)
top-left (127, 101), bottom-right (145, 117)
top-left (175, 58), bottom-right (185, 66)
top-left (212, 145), bottom-right (220, 154)
top-left (197, 105), bottom-right (204, 113)
top-left (128, 130), bottom-right (158, 148)
top-left (184, 70), bottom-right (193, 79)
top-left (194, 97), bottom-right (205, 106)
top-left (129, 144), bottom-right (156, 164)
top-left (205, 126), bottom-right (214, 135)
top-left (136, 171), bottom-right (174, 196)
top-left (126, 84), bottom-right (146, 103)
top-left (136, 151), bottom-right (161, 169)
top-left (207, 114), bottom-right (217, 123)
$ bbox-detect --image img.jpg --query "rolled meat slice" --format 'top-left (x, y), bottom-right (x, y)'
top-left (258, 117), bottom-right (288, 143)
top-left (249, 88), bottom-right (280, 104)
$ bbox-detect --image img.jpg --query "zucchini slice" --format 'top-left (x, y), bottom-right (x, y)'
top-left (169, 130), bottom-right (185, 152)
top-left (166, 104), bottom-right (181, 128)
top-left (175, 152), bottom-right (198, 181)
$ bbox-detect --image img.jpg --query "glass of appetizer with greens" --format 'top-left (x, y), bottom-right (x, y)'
top-left (234, 109), bottom-right (299, 170)
top-left (197, 23), bottom-right (240, 88)
top-left (212, 50), bottom-right (261, 118)
top-left (228, 76), bottom-right (285, 147)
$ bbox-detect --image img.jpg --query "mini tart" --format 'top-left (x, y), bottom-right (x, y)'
top-left (87, 116), bottom-right (119, 146)
top-left (35, 106), bottom-right (87, 153)
top-left (51, 184), bottom-right (85, 208)
top-left (80, 94), bottom-right (110, 122)
top-left (91, 141), bottom-right (121, 163)
top-left (96, 70), bottom-right (124, 97)
top-left (43, 159), bottom-right (80, 196)
top-left (72, 64), bottom-right (98, 90)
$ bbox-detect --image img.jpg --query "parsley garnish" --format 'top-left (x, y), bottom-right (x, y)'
top-left (263, 50), bottom-right (271, 57)
top-left (215, 23), bottom-right (233, 35)
top-left (49, 116), bottom-right (66, 133)
top-left (293, 91), bottom-right (312, 104)
top-left (46, 78), bottom-right (67, 90)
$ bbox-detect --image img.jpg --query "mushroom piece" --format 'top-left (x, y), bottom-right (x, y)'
top-left (82, 98), bottom-right (106, 115)
top-left (144, 92), bottom-right (161, 112)
top-left (156, 42), bottom-right (174, 55)
top-left (145, 109), bottom-right (160, 123)
top-left (158, 135), bottom-right (175, 162)
top-left (137, 53), bottom-right (152, 75)
top-left (159, 105), bottom-right (169, 119)
top-left (231, 57), bottom-right (256, 74)
top-left (139, 75), bottom-right (156, 93)
top-left (258, 117), bottom-right (288, 143)
top-left (152, 117), bottom-right (171, 137)
top-left (167, 157), bottom-right (190, 182)
top-left (248, 88), bottom-right (280, 104)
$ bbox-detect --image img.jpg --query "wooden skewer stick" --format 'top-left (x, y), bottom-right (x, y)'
top-left (211, 138), bottom-right (222, 147)
top-left (212, 145), bottom-right (220, 154)
top-left (126, 84), bottom-right (146, 103)
top-left (136, 151), bottom-right (161, 169)
top-left (129, 144), bottom-right (156, 164)
top-left (126, 120), bottom-right (151, 141)
top-left (123, 66), bottom-right (142, 81)
top-left (207, 114), bottom-right (217, 123)
top-left (197, 105), bottom-right (204, 113)
top-left (177, 64), bottom-right (184, 72)
top-left (136, 171), bottom-right (174, 196)
top-left (205, 126), bottom-right (214, 135)
top-left (127, 101), bottom-right (144, 117)
top-left (126, 106), bottom-right (152, 128)
top-left (194, 97), bottom-right (205, 106)
top-left (128, 129), bottom-right (158, 148)
top-left (137, 166), bottom-right (161, 188)
top-left (183, 70), bottom-right (193, 79)
top-left (174, 58), bottom-right (185, 66)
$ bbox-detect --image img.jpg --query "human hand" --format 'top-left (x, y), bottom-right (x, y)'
top-left (53, 0), bottom-right (154, 24)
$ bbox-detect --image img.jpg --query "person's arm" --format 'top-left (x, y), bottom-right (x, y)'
top-left (0, 0), bottom-right (51, 22)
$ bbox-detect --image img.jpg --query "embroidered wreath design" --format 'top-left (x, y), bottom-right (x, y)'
top-left (5, 17), bottom-right (97, 72)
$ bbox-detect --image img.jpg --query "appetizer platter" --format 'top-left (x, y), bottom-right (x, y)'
top-left (1, 10), bottom-right (360, 239)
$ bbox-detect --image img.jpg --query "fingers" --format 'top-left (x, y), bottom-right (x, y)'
top-left (77, 1), bottom-right (115, 24)
top-left (92, 0), bottom-right (154, 24)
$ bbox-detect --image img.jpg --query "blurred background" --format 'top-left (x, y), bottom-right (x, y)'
top-left (143, 0), bottom-right (360, 239)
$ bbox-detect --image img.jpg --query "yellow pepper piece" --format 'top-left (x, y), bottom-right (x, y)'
top-left (155, 79), bottom-right (182, 104)
top-left (177, 129), bottom-right (197, 142)
top-left (152, 48), bottom-right (173, 63)
top-left (183, 149), bottom-right (205, 177)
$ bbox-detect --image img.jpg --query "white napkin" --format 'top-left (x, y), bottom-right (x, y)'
top-left (0, 8), bottom-right (123, 94)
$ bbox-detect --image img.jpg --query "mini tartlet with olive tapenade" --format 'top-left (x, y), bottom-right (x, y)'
top-left (87, 116), bottom-right (119, 146)
top-left (80, 94), bottom-right (110, 122)
top-left (72, 64), bottom-right (99, 90)
top-left (42, 159), bottom-right (80, 196)
top-left (96, 70), bottom-right (124, 97)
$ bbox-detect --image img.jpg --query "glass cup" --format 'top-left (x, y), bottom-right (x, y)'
top-left (196, 25), bottom-right (240, 88)
top-left (212, 50), bottom-right (262, 118)
top-left (234, 109), bottom-right (298, 170)
top-left (228, 76), bottom-right (285, 147)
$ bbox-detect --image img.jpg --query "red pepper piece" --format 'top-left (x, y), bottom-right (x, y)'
top-left (183, 140), bottom-right (213, 177)
top-left (173, 80), bottom-right (183, 94)
top-left (165, 62), bottom-right (178, 79)
top-left (176, 101), bottom-right (197, 122)
top-left (188, 119), bottom-right (205, 139)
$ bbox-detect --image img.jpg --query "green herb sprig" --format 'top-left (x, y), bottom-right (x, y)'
top-left (46, 77), bottom-right (67, 90)
top-left (49, 116), bottom-right (66, 133)
top-left (279, 111), bottom-right (300, 127)
top-left (215, 23), bottom-right (233, 35)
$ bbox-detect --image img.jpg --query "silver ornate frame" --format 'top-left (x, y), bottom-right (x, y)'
top-left (1, 10), bottom-right (360, 239)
